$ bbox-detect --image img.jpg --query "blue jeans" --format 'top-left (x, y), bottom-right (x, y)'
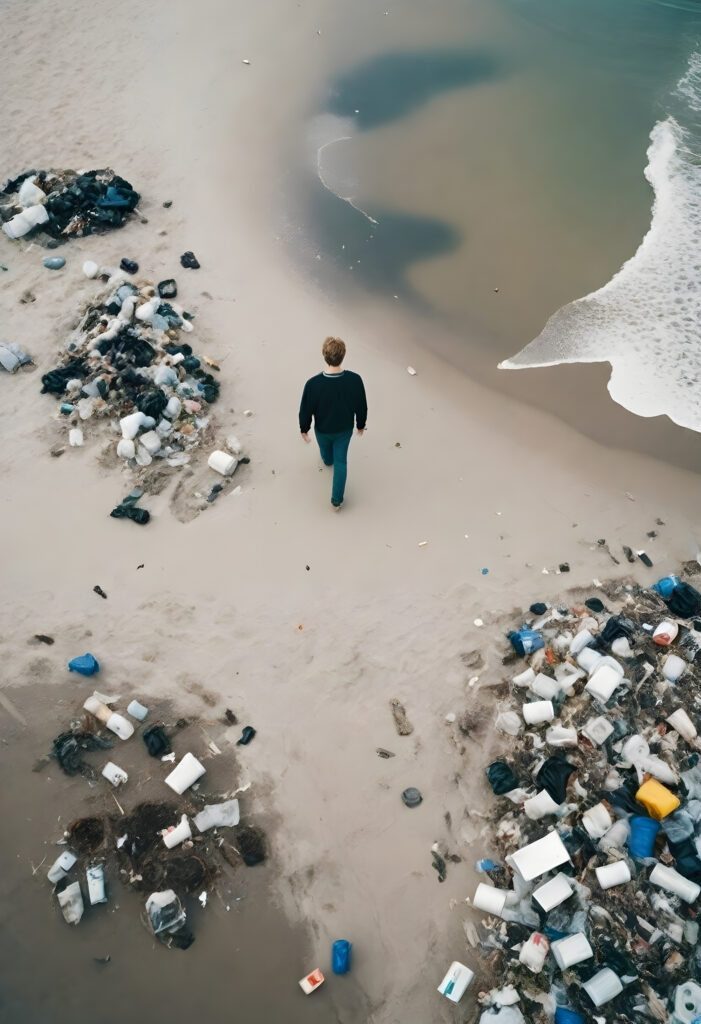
top-left (315, 428), bottom-right (353, 505)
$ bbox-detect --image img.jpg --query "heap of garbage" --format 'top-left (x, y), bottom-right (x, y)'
top-left (1, 168), bottom-right (139, 241)
top-left (446, 571), bottom-right (701, 1023)
top-left (40, 269), bottom-right (223, 472)
top-left (44, 657), bottom-right (265, 949)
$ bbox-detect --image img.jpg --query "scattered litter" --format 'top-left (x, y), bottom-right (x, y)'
top-left (180, 251), bottom-right (200, 269)
top-left (332, 939), bottom-right (352, 975)
top-left (34, 634), bottom-right (54, 645)
top-left (93, 585), bottom-right (107, 600)
top-left (193, 799), bottom-right (240, 832)
top-left (401, 787), bottom-right (423, 808)
top-left (164, 752), bottom-right (205, 794)
top-left (0, 342), bottom-right (33, 372)
top-left (68, 653), bottom-right (100, 676)
top-left (43, 256), bottom-right (65, 270)
top-left (418, 540), bottom-right (428, 547)
top-left (407, 366), bottom-right (417, 375)
top-left (57, 880), bottom-right (84, 925)
top-left (299, 968), bottom-right (324, 995)
top-left (389, 698), bottom-right (414, 736)
top-left (376, 747), bottom-right (395, 758)
top-left (236, 726), bottom-right (256, 746)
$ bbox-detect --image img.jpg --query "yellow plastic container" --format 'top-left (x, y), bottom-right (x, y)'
top-left (635, 778), bottom-right (680, 820)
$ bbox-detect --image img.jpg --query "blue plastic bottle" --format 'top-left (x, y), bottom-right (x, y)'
top-left (508, 629), bottom-right (544, 657)
top-left (332, 939), bottom-right (352, 975)
top-left (67, 653), bottom-right (100, 676)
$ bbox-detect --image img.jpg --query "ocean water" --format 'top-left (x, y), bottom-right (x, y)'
top-left (297, 0), bottom-right (701, 434)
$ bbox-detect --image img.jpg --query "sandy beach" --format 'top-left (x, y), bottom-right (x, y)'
top-left (2, 0), bottom-right (701, 1021)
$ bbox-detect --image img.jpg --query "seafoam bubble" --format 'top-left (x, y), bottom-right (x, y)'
top-left (501, 54), bottom-right (701, 434)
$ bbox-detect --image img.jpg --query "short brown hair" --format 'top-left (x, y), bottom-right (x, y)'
top-left (322, 336), bottom-right (346, 366)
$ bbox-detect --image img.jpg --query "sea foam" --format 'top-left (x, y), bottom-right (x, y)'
top-left (500, 53), bottom-right (701, 433)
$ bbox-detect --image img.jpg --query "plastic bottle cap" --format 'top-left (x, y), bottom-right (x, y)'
top-left (402, 787), bottom-right (423, 808)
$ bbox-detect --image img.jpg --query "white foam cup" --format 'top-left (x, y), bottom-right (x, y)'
top-left (650, 863), bottom-right (701, 903)
top-left (208, 450), bottom-right (238, 476)
top-left (165, 752), bottom-right (206, 794)
top-left (127, 699), bottom-right (148, 721)
top-left (582, 716), bottom-right (614, 745)
top-left (545, 725), bottom-right (578, 747)
top-left (532, 873), bottom-right (574, 912)
top-left (577, 647), bottom-right (603, 673)
top-left (596, 861), bottom-right (631, 889)
top-left (667, 708), bottom-right (697, 743)
top-left (437, 961), bottom-right (475, 1002)
top-left (105, 712), bottom-right (134, 740)
top-left (551, 933), bottom-right (593, 969)
top-left (519, 932), bottom-right (550, 973)
top-left (585, 665), bottom-right (622, 703)
top-left (663, 655), bottom-right (686, 682)
top-left (531, 673), bottom-right (560, 700)
top-left (163, 814), bottom-right (192, 849)
top-left (47, 850), bottom-right (77, 883)
top-left (581, 802), bottom-right (613, 839)
top-left (583, 968), bottom-right (623, 1007)
top-left (473, 883), bottom-right (508, 916)
top-left (570, 629), bottom-right (594, 655)
top-left (512, 667), bottom-right (536, 688)
top-left (523, 701), bottom-right (555, 725)
top-left (524, 789), bottom-right (561, 820)
top-left (102, 761), bottom-right (128, 786)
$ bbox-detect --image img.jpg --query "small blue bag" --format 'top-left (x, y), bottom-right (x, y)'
top-left (68, 653), bottom-right (100, 676)
top-left (332, 939), bottom-right (352, 975)
top-left (508, 629), bottom-right (544, 657)
top-left (652, 574), bottom-right (680, 599)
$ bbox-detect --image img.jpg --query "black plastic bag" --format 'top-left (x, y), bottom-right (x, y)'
top-left (535, 757), bottom-right (576, 803)
top-left (142, 725), bottom-right (171, 758)
top-left (667, 582), bottom-right (701, 619)
top-left (486, 761), bottom-right (519, 795)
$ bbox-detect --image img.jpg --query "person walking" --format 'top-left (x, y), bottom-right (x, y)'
top-left (299, 336), bottom-right (367, 509)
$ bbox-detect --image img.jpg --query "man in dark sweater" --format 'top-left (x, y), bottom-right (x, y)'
top-left (299, 336), bottom-right (367, 509)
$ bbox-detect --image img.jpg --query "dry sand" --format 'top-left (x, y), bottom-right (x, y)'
top-left (2, 0), bottom-right (701, 1021)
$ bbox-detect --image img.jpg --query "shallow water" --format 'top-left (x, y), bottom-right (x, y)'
top-left (292, 0), bottom-right (701, 433)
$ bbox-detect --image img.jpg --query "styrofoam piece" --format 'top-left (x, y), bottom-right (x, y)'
top-left (69, 428), bottom-right (84, 447)
top-left (667, 708), bottom-right (697, 743)
top-left (551, 933), bottom-right (593, 969)
top-left (193, 799), bottom-right (240, 832)
top-left (105, 712), bottom-right (134, 740)
top-left (299, 969), bottom-right (324, 995)
top-left (506, 830), bottom-right (571, 881)
top-left (583, 968), bottom-right (623, 1007)
top-left (102, 761), bottom-right (128, 786)
top-left (208, 450), bottom-right (238, 476)
top-left (581, 802), bottom-right (613, 839)
top-left (496, 711), bottom-right (523, 736)
top-left (83, 260), bottom-right (99, 278)
top-left (585, 665), bottom-right (623, 703)
top-left (598, 818), bottom-right (630, 852)
top-left (120, 411), bottom-right (155, 440)
top-left (472, 883), bottom-right (508, 917)
top-left (650, 863), bottom-right (701, 903)
top-left (663, 654), bottom-right (686, 682)
top-left (47, 850), bottom-right (77, 884)
top-left (57, 881), bottom-right (84, 925)
top-left (545, 725), bottom-right (578, 747)
top-left (595, 861), bottom-right (631, 889)
top-left (569, 629), bottom-right (594, 655)
top-left (117, 438), bottom-right (135, 459)
top-left (532, 873), bottom-right (574, 912)
top-left (522, 701), bottom-right (554, 725)
top-left (582, 716), bottom-right (614, 745)
top-left (163, 814), bottom-right (192, 849)
top-left (86, 864), bottom-right (107, 905)
top-left (226, 434), bottom-right (243, 456)
top-left (611, 636), bottom-right (633, 658)
top-left (437, 961), bottom-right (474, 1002)
top-left (531, 673), bottom-right (561, 700)
top-left (577, 647), bottom-right (603, 674)
top-left (524, 790), bottom-right (561, 820)
top-left (164, 752), bottom-right (206, 794)
top-left (139, 430), bottom-right (162, 456)
top-left (512, 667), bottom-right (536, 688)
top-left (127, 699), bottom-right (148, 721)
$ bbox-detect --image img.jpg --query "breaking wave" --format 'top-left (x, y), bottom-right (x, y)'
top-left (500, 52), bottom-right (701, 433)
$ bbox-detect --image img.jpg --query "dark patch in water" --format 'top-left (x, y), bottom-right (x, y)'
top-left (304, 177), bottom-right (460, 304)
top-left (326, 49), bottom-right (499, 129)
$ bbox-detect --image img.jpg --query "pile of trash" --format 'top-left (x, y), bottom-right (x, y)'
top-left (1, 168), bottom-right (139, 241)
top-left (445, 571), bottom-right (701, 1023)
top-left (44, 655), bottom-right (265, 949)
top-left (39, 267), bottom-right (234, 482)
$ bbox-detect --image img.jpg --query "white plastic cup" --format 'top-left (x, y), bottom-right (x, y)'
top-left (208, 450), bottom-right (238, 476)
top-left (532, 673), bottom-right (561, 700)
top-left (650, 863), bottom-right (701, 903)
top-left (667, 708), bottom-right (697, 743)
top-left (512, 667), bottom-right (536, 688)
top-left (524, 789), bottom-right (561, 820)
top-left (102, 761), bottom-right (128, 786)
top-left (570, 629), bottom-right (594, 655)
top-left (165, 752), bottom-right (206, 794)
top-left (663, 655), bottom-right (686, 682)
top-left (47, 850), bottom-right (77, 883)
top-left (522, 701), bottom-right (554, 725)
top-left (127, 699), bottom-right (148, 721)
top-left (163, 814), bottom-right (192, 849)
top-left (577, 647), bottom-right (603, 673)
top-left (654, 621), bottom-right (679, 646)
top-left (105, 713), bottom-right (134, 741)
top-left (581, 802), bottom-right (613, 839)
top-left (596, 861), bottom-right (631, 889)
top-left (585, 665), bottom-right (622, 703)
top-left (583, 968), bottom-right (623, 1007)
top-left (532, 873), bottom-right (574, 912)
top-left (473, 883), bottom-right (508, 917)
top-left (519, 932), bottom-right (550, 973)
top-left (551, 932), bottom-right (593, 969)
top-left (437, 961), bottom-right (475, 1002)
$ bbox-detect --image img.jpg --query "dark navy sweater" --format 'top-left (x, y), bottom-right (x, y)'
top-left (299, 370), bottom-right (367, 434)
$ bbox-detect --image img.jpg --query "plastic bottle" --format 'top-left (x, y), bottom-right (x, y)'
top-left (332, 939), bottom-right (353, 975)
top-left (628, 815), bottom-right (660, 857)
